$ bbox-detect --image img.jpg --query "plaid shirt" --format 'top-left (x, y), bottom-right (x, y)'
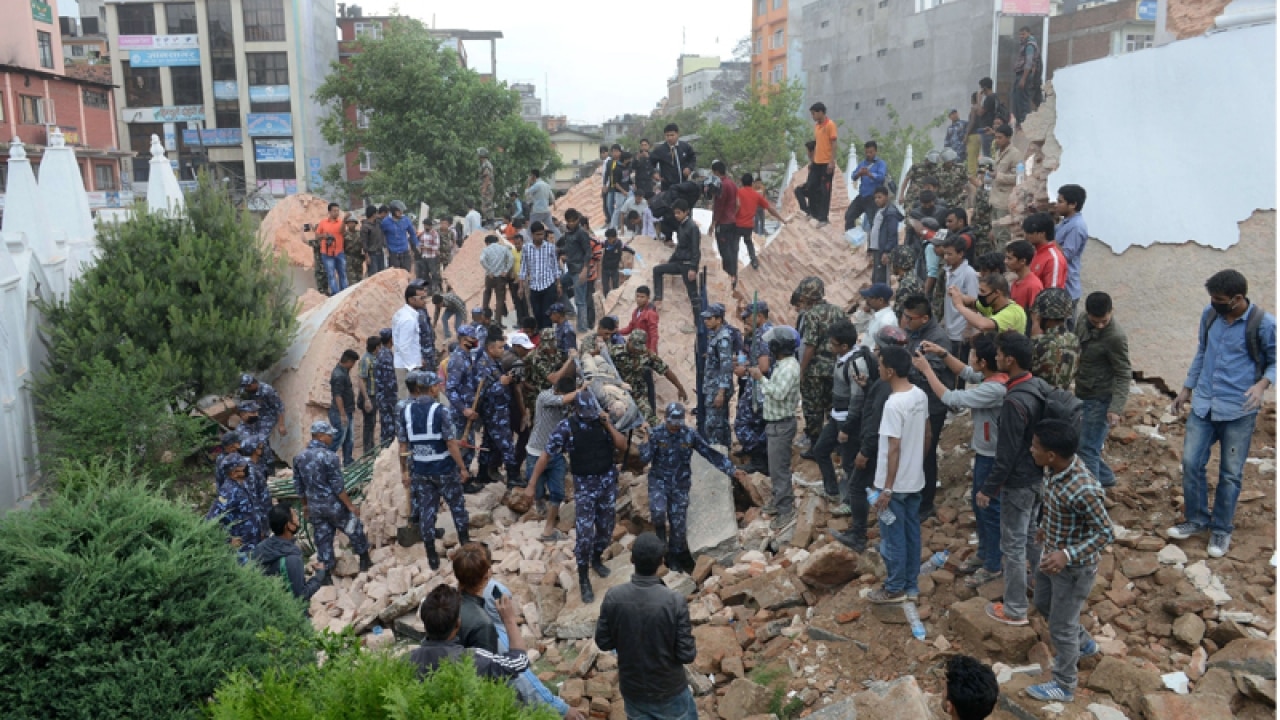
top-left (760, 356), bottom-right (801, 422)
top-left (1041, 455), bottom-right (1113, 566)
top-left (520, 240), bottom-right (560, 291)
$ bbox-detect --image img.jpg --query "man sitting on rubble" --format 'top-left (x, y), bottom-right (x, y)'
top-left (410, 584), bottom-right (530, 681)
top-left (253, 503), bottom-right (327, 599)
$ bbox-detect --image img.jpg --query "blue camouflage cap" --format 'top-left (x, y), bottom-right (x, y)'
top-left (221, 430), bottom-right (241, 445)
top-left (238, 434), bottom-right (262, 453)
top-left (740, 301), bottom-right (769, 319)
top-left (418, 370), bottom-right (444, 387)
top-left (239, 373), bottom-right (256, 387)
top-left (548, 302), bottom-right (567, 315)
top-left (310, 420), bottom-right (338, 436)
top-left (379, 327), bottom-right (393, 342)
top-left (222, 454), bottom-right (249, 471)
top-left (471, 306), bottom-right (485, 315)
top-left (700, 302), bottom-right (726, 318)
top-left (574, 387), bottom-right (603, 419)
top-left (664, 402), bottom-right (686, 421)
top-left (457, 325), bottom-right (478, 339)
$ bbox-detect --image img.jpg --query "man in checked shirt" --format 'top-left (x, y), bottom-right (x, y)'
top-left (1022, 418), bottom-right (1113, 704)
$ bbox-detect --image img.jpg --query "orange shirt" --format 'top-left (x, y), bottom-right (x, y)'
top-left (314, 217), bottom-right (345, 256)
top-left (813, 118), bottom-right (837, 164)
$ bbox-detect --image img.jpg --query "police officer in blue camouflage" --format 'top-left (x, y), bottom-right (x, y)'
top-left (549, 302), bottom-right (577, 354)
top-left (237, 433), bottom-right (272, 537)
top-left (734, 300), bottom-right (775, 473)
top-left (640, 402), bottom-right (747, 573)
top-left (214, 431), bottom-right (243, 491)
top-left (240, 374), bottom-right (285, 464)
top-left (375, 328), bottom-right (398, 445)
top-left (294, 420), bottom-right (371, 574)
top-left (446, 325), bottom-right (482, 475)
top-left (701, 302), bottom-right (735, 447)
top-left (476, 328), bottom-right (521, 486)
top-left (529, 388), bottom-right (628, 603)
top-left (398, 371), bottom-right (472, 570)
top-left (205, 454), bottom-right (264, 558)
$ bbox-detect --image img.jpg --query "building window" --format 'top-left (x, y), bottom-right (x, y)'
top-left (171, 66), bottom-right (203, 105)
top-left (37, 31), bottom-right (54, 69)
top-left (875, 98), bottom-right (886, 107)
top-left (354, 21), bottom-right (383, 39)
top-left (256, 161), bottom-right (296, 180)
top-left (913, 39), bottom-right (925, 48)
top-left (356, 109), bottom-right (371, 129)
top-left (854, 102), bottom-right (860, 110)
top-left (856, 55), bottom-right (862, 62)
top-left (83, 89), bottom-right (110, 109)
top-left (117, 4), bottom-right (156, 35)
top-left (915, 0), bottom-right (954, 10)
top-left (756, 71), bottom-right (762, 83)
top-left (754, 34), bottom-right (762, 55)
top-left (911, 91), bottom-right (923, 100)
top-left (1124, 33), bottom-right (1153, 52)
top-left (773, 0), bottom-right (784, 8)
top-left (20, 95), bottom-right (49, 124)
top-left (123, 62), bottom-right (163, 107)
top-left (756, 0), bottom-right (766, 15)
top-left (857, 7), bottom-right (863, 14)
top-left (0, 93), bottom-right (5, 122)
top-left (215, 101), bottom-right (241, 129)
top-left (94, 164), bottom-right (118, 191)
top-left (820, 20), bottom-right (830, 28)
top-left (772, 29), bottom-right (783, 48)
top-left (166, 3), bottom-right (197, 34)
top-left (242, 0), bottom-right (285, 42)
top-left (877, 48), bottom-right (887, 57)
top-left (819, 63), bottom-right (829, 72)
top-left (71, 44), bottom-right (85, 57)
top-left (359, 149), bottom-right (375, 172)
top-left (878, 0), bottom-right (889, 6)
top-left (247, 52), bottom-right (288, 86)
top-left (208, 0), bottom-right (234, 51)
top-left (771, 64), bottom-right (784, 82)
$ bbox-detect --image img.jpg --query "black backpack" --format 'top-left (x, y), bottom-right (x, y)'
top-left (1201, 306), bottom-right (1269, 383)
top-left (1010, 375), bottom-right (1082, 428)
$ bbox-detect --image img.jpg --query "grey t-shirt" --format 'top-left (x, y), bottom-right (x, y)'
top-left (526, 389), bottom-right (570, 458)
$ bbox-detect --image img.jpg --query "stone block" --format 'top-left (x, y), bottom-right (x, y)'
top-left (796, 542), bottom-right (860, 588)
top-left (692, 624), bottom-right (743, 674)
top-left (1085, 656), bottom-right (1162, 709)
top-left (950, 596), bottom-right (1039, 662)
top-left (687, 447), bottom-right (741, 559)
top-left (1140, 692), bottom-right (1235, 720)
top-left (717, 678), bottom-right (773, 720)
top-left (1206, 638), bottom-right (1276, 679)
top-left (1172, 613), bottom-right (1206, 647)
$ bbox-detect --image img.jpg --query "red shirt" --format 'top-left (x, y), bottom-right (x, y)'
top-left (314, 217), bottom-right (345, 256)
top-left (735, 187), bottom-right (771, 229)
top-left (712, 177), bottom-right (739, 227)
top-left (1030, 242), bottom-right (1068, 290)
top-left (621, 304), bottom-right (660, 352)
top-left (1010, 271), bottom-right (1044, 312)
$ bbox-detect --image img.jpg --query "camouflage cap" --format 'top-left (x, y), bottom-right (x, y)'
top-left (221, 430), bottom-right (241, 446)
top-left (740, 301), bottom-right (769, 318)
top-left (627, 329), bottom-right (647, 348)
top-left (418, 370), bottom-right (444, 387)
top-left (538, 327), bottom-right (558, 347)
top-left (890, 245), bottom-right (917, 271)
top-left (700, 302), bottom-right (726, 319)
top-left (238, 434), bottom-right (262, 453)
top-left (664, 402), bottom-right (686, 421)
top-left (574, 388), bottom-right (603, 419)
top-left (795, 276), bottom-right (826, 302)
top-left (310, 420), bottom-right (338, 436)
top-left (239, 373), bottom-right (257, 387)
top-left (403, 370), bottom-right (423, 389)
top-left (1033, 287), bottom-right (1074, 320)
top-left (222, 454), bottom-right (250, 471)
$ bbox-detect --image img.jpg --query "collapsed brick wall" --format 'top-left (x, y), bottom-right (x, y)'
top-left (1167, 0), bottom-right (1233, 38)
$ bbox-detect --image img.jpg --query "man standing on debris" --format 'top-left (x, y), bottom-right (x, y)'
top-left (417, 218), bottom-right (443, 294)
top-left (651, 200), bottom-right (701, 322)
top-left (793, 277), bottom-right (843, 453)
top-left (328, 350), bottom-right (359, 466)
top-left (559, 209), bottom-right (596, 333)
top-left (1054, 185), bottom-right (1088, 325)
top-left (804, 102), bottom-right (838, 227)
top-left (480, 234), bottom-right (515, 323)
top-left (756, 326), bottom-right (803, 530)
top-left (520, 221), bottom-right (562, 329)
top-left (1169, 270), bottom-right (1276, 558)
top-left (990, 126), bottom-right (1023, 248)
top-left (700, 303), bottom-right (736, 447)
top-left (357, 335), bottom-right (380, 455)
top-left (478, 147), bottom-right (495, 219)
top-left (532, 389), bottom-right (629, 602)
top-left (944, 109), bottom-right (968, 162)
top-left (710, 161), bottom-right (740, 277)
top-left (650, 123), bottom-right (696, 190)
top-left (640, 403), bottom-right (747, 574)
top-left (549, 303), bottom-right (577, 355)
top-left (733, 300), bottom-right (774, 474)
top-left (1029, 288), bottom-right (1080, 391)
top-left (1073, 292), bottom-right (1131, 490)
top-left (314, 202), bottom-right (348, 295)
top-left (446, 326), bottom-right (482, 480)
top-left (523, 353), bottom-right (577, 543)
top-left (595, 532), bottom-right (699, 720)
top-left (375, 328), bottom-right (398, 445)
top-left (343, 214), bottom-right (364, 284)
top-left (294, 420), bottom-right (371, 575)
top-left (525, 170), bottom-right (559, 242)
top-left (1023, 213), bottom-right (1068, 292)
top-left (899, 294), bottom-right (955, 520)
top-left (735, 173), bottom-right (785, 271)
top-left (811, 320), bottom-right (870, 513)
top-left (477, 329), bottom-right (521, 488)
top-left (381, 201), bottom-right (415, 272)
top-left (399, 371), bottom-right (470, 570)
top-left (393, 284), bottom-right (427, 398)
top-left (253, 504), bottom-right (327, 599)
top-left (204, 454), bottom-right (263, 556)
top-left (361, 205), bottom-right (387, 276)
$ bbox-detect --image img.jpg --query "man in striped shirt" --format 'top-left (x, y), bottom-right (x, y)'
top-left (753, 327), bottom-right (801, 529)
top-left (520, 221), bottom-right (562, 329)
top-left (1023, 419), bottom-right (1112, 704)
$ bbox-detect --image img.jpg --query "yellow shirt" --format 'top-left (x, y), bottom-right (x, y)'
top-left (979, 300), bottom-right (1027, 333)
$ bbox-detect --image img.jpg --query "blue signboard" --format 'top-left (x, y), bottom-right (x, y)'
top-left (130, 48), bottom-right (201, 67)
top-left (1137, 0), bottom-right (1156, 21)
top-left (308, 157), bottom-right (323, 191)
top-left (255, 139), bottom-right (295, 163)
top-left (249, 85), bottom-right (291, 103)
top-left (213, 81), bottom-right (239, 100)
top-left (245, 112), bottom-right (292, 136)
top-left (182, 128), bottom-right (242, 146)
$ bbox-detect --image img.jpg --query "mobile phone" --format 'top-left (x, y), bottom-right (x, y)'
top-left (491, 585), bottom-right (502, 600)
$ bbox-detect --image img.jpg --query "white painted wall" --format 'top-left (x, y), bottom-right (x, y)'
top-left (1049, 22), bottom-right (1276, 253)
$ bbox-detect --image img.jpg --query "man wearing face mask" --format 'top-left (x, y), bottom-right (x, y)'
top-left (1168, 270), bottom-right (1276, 559)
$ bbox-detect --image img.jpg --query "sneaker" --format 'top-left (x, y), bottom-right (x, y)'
top-left (867, 587), bottom-right (906, 604)
top-left (985, 602), bottom-right (1028, 626)
top-left (956, 556), bottom-right (984, 576)
top-left (815, 220), bottom-right (829, 228)
top-left (1080, 638), bottom-right (1099, 658)
top-left (906, 591), bottom-right (919, 601)
top-left (1208, 532), bottom-right (1232, 558)
top-left (770, 512), bottom-right (795, 530)
top-left (1166, 522), bottom-right (1207, 540)
top-left (965, 568), bottom-right (1003, 589)
top-left (831, 503), bottom-right (852, 517)
top-left (760, 504), bottom-right (779, 517)
top-left (799, 449), bottom-right (816, 460)
top-left (828, 528), bottom-right (866, 553)
top-left (1024, 681), bottom-right (1074, 702)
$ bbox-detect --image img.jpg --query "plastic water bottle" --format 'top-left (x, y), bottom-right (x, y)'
top-left (903, 602), bottom-right (927, 641)
top-left (920, 550), bottom-right (950, 575)
top-left (1016, 162), bottom-right (1025, 184)
top-left (373, 625), bottom-right (384, 636)
top-left (866, 489), bottom-right (895, 525)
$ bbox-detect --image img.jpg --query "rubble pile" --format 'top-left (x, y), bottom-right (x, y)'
top-left (257, 193), bottom-right (334, 267)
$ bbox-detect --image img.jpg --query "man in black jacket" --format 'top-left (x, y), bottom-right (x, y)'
top-left (977, 332), bottom-right (1044, 627)
top-left (650, 123), bottom-right (696, 191)
top-left (632, 139), bottom-right (655, 197)
top-left (558, 208), bottom-right (596, 333)
top-left (596, 532), bottom-right (698, 719)
top-left (651, 199), bottom-right (701, 324)
top-left (410, 584), bottom-right (530, 680)
top-left (253, 504), bottom-right (327, 600)
top-left (900, 294), bottom-right (957, 519)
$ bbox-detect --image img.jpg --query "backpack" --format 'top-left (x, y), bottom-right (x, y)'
top-left (1201, 305), bottom-right (1270, 383)
top-left (843, 346), bottom-right (880, 387)
top-left (1010, 375), bottom-right (1082, 428)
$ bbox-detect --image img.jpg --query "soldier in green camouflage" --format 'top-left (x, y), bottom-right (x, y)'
top-left (795, 276), bottom-right (843, 449)
top-left (343, 214), bottom-right (365, 284)
top-left (1030, 288), bottom-right (1080, 390)
top-left (900, 153), bottom-right (939, 212)
top-left (970, 157), bottom-right (997, 257)
top-left (522, 328), bottom-right (567, 423)
top-left (890, 245), bottom-right (924, 318)
top-left (937, 149), bottom-right (969, 212)
top-left (305, 233), bottom-right (330, 295)
top-left (614, 331), bottom-right (688, 426)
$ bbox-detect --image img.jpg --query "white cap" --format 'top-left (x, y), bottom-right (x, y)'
top-left (509, 332), bottom-right (535, 350)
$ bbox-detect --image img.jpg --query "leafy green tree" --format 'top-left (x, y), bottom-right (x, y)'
top-left (315, 18), bottom-right (560, 216)
top-left (207, 631), bottom-right (560, 720)
top-left (699, 80), bottom-right (810, 177)
top-left (846, 104), bottom-right (947, 187)
top-left (0, 465), bottom-right (312, 719)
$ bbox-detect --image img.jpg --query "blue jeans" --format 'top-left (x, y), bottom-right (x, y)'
top-left (1182, 410), bottom-right (1258, 534)
top-left (623, 688), bottom-right (698, 720)
top-left (526, 452), bottom-right (566, 503)
top-left (972, 454), bottom-right (1002, 572)
top-left (440, 309), bottom-right (464, 339)
top-left (321, 253), bottom-right (348, 293)
top-left (493, 620), bottom-right (570, 715)
top-left (328, 408), bottom-right (354, 464)
top-left (879, 490), bottom-right (922, 595)
top-left (1078, 398), bottom-right (1116, 487)
top-left (573, 274), bottom-right (593, 332)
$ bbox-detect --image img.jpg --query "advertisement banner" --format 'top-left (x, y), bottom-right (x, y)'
top-left (1001, 0), bottom-right (1050, 15)
top-left (245, 113), bottom-right (292, 136)
top-left (130, 49), bottom-right (201, 67)
top-left (182, 128), bottom-right (242, 146)
top-left (118, 34), bottom-right (198, 49)
top-left (32, 0), bottom-right (53, 23)
top-left (85, 190), bottom-right (135, 208)
top-left (1137, 0), bottom-right (1157, 20)
top-left (213, 81), bottom-right (239, 100)
top-left (284, 179), bottom-right (299, 195)
top-left (255, 139), bottom-right (295, 163)
top-left (248, 85), bottom-right (291, 103)
top-left (122, 106), bottom-right (205, 123)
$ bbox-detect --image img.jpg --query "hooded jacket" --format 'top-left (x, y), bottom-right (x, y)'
top-left (253, 535), bottom-right (326, 600)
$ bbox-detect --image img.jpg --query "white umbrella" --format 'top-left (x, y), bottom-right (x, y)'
top-left (146, 134), bottom-right (185, 216)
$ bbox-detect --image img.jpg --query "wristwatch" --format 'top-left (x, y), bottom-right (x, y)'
top-left (882, 488), bottom-right (894, 496)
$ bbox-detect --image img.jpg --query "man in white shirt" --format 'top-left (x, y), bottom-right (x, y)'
top-left (941, 236), bottom-right (980, 357)
top-left (392, 284), bottom-right (428, 399)
top-left (868, 345), bottom-right (930, 604)
top-left (463, 202), bottom-right (483, 238)
top-left (858, 284), bottom-right (898, 350)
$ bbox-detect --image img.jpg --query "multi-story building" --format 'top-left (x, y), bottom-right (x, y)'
top-left (664, 54), bottom-right (720, 113)
top-left (1047, 0), bottom-right (1157, 76)
top-left (602, 113), bottom-right (644, 145)
top-left (548, 128), bottom-right (603, 191)
top-left (511, 82), bottom-right (542, 124)
top-left (751, 0), bottom-right (790, 86)
top-left (0, 0), bottom-right (127, 210)
top-left (104, 0), bottom-right (340, 206)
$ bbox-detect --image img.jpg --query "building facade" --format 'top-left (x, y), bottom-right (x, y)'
top-left (104, 0), bottom-right (339, 208)
top-left (1047, 0), bottom-right (1157, 76)
top-left (548, 128), bottom-right (602, 191)
top-left (664, 54), bottom-right (721, 113)
top-left (751, 0), bottom-right (790, 86)
top-left (0, 0), bottom-right (127, 212)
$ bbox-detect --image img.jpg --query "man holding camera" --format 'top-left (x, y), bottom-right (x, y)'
top-left (312, 203), bottom-right (348, 295)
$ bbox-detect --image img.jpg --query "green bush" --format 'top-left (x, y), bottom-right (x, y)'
top-left (207, 632), bottom-right (560, 720)
top-left (0, 466), bottom-right (312, 720)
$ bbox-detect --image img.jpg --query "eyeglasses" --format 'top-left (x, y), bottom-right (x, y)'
top-left (902, 313), bottom-right (926, 323)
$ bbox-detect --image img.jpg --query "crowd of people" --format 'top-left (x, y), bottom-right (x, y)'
top-left (202, 70), bottom-right (1274, 714)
